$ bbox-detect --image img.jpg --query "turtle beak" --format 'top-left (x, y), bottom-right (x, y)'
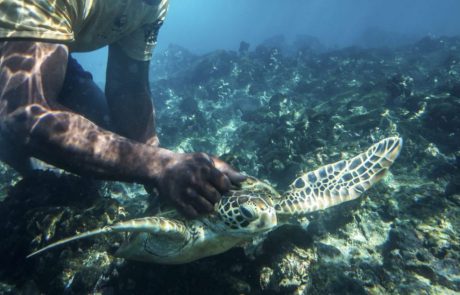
top-left (257, 211), bottom-right (277, 229)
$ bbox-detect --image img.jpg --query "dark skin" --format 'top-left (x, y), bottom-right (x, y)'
top-left (0, 40), bottom-right (245, 218)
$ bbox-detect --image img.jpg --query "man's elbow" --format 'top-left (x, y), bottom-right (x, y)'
top-left (0, 104), bottom-right (50, 143)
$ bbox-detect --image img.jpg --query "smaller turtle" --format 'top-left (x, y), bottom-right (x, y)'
top-left (27, 137), bottom-right (402, 264)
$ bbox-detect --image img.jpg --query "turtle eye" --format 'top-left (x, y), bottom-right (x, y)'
top-left (240, 205), bottom-right (255, 220)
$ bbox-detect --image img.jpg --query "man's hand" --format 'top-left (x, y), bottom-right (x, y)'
top-left (155, 152), bottom-right (246, 218)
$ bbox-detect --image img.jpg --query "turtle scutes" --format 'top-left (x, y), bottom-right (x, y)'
top-left (27, 137), bottom-right (402, 264)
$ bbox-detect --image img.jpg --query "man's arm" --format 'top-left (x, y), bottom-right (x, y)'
top-left (0, 41), bottom-right (164, 181)
top-left (0, 40), bottom-right (245, 217)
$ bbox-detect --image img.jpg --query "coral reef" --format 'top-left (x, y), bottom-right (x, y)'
top-left (0, 36), bottom-right (459, 294)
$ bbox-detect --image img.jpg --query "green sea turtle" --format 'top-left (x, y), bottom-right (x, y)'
top-left (27, 137), bottom-right (402, 264)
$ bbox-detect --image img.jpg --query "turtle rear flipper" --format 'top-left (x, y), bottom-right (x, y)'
top-left (276, 137), bottom-right (402, 217)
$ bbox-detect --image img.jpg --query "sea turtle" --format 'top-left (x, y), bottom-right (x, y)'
top-left (27, 137), bottom-right (402, 264)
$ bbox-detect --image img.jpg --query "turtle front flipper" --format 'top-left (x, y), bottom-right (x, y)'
top-left (276, 137), bottom-right (402, 218)
top-left (115, 218), bottom-right (191, 262)
top-left (27, 217), bottom-right (188, 259)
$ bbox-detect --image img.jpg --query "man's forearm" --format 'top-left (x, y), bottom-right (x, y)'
top-left (1, 103), bottom-right (169, 183)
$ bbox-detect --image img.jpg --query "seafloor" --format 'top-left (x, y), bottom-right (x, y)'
top-left (0, 36), bottom-right (459, 294)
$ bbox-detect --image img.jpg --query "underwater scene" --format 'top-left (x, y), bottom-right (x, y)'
top-left (0, 1), bottom-right (460, 295)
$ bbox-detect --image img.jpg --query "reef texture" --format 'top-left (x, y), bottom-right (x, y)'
top-left (0, 36), bottom-right (459, 294)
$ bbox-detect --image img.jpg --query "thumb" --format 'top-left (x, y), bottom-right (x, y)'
top-left (212, 157), bottom-right (247, 185)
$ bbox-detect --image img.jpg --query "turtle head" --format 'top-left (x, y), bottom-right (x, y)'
top-left (214, 194), bottom-right (277, 235)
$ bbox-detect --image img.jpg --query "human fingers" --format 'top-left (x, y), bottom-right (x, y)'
top-left (174, 198), bottom-right (199, 219)
top-left (208, 166), bottom-right (231, 193)
top-left (195, 183), bottom-right (221, 204)
top-left (211, 157), bottom-right (247, 186)
top-left (185, 188), bottom-right (214, 214)
top-left (225, 170), bottom-right (247, 187)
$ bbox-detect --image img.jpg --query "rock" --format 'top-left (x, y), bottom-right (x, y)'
top-left (238, 41), bottom-right (250, 54)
